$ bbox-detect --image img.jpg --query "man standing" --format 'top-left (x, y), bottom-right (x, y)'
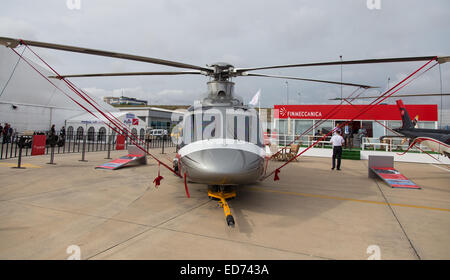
top-left (330, 130), bottom-right (345, 170)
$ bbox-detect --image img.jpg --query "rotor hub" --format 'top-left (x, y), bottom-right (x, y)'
top-left (208, 62), bottom-right (235, 81)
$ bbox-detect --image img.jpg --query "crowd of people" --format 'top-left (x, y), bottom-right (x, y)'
top-left (1, 123), bottom-right (66, 145)
top-left (0, 123), bottom-right (15, 144)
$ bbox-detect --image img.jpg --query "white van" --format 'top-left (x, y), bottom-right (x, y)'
top-left (146, 129), bottom-right (168, 141)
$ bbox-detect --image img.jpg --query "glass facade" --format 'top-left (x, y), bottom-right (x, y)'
top-left (295, 120), bottom-right (313, 136)
top-left (277, 119), bottom-right (288, 135)
top-left (372, 121), bottom-right (385, 138)
top-left (315, 120), bottom-right (333, 135)
top-left (417, 122), bottom-right (435, 129)
top-left (150, 120), bottom-right (172, 130)
top-left (386, 121), bottom-right (402, 136)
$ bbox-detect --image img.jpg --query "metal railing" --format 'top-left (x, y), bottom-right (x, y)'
top-left (265, 133), bottom-right (434, 153)
top-left (0, 133), bottom-right (176, 160)
top-left (360, 137), bottom-right (432, 153)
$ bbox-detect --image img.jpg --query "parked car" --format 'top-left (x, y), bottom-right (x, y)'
top-left (145, 129), bottom-right (168, 141)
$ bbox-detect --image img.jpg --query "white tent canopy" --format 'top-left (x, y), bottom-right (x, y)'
top-left (0, 47), bottom-right (117, 132)
top-left (66, 111), bottom-right (147, 140)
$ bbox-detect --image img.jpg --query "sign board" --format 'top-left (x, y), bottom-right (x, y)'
top-left (96, 154), bottom-right (144, 170)
top-left (371, 167), bottom-right (420, 189)
top-left (31, 135), bottom-right (46, 156)
top-left (132, 118), bottom-right (139, 125)
top-left (96, 145), bottom-right (147, 170)
top-left (274, 104), bottom-right (437, 121)
top-left (116, 135), bottom-right (125, 150)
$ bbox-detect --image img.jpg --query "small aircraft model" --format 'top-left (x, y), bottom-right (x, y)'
top-left (394, 99), bottom-right (450, 158)
top-left (1, 36), bottom-right (448, 225)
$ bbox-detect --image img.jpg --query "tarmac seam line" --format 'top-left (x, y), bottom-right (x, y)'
top-left (430, 164), bottom-right (450, 172)
top-left (372, 178), bottom-right (421, 260)
top-left (364, 160), bottom-right (421, 260)
top-left (5, 200), bottom-right (153, 228)
top-left (245, 187), bottom-right (450, 212)
top-left (157, 225), bottom-right (334, 260)
top-left (86, 199), bottom-right (211, 259)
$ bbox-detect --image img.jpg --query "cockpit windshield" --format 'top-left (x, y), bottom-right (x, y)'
top-left (179, 106), bottom-right (263, 147)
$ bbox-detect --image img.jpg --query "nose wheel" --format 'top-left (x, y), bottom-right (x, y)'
top-left (208, 185), bottom-right (236, 227)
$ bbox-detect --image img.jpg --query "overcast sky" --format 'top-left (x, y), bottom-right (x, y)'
top-left (1, 0), bottom-right (449, 108)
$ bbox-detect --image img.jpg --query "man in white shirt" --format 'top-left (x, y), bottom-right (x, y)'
top-left (330, 130), bottom-right (345, 170)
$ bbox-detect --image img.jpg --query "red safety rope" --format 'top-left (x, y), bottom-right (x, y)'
top-left (20, 42), bottom-right (142, 144)
top-left (396, 137), bottom-right (447, 162)
top-left (341, 95), bottom-right (443, 163)
top-left (263, 57), bottom-right (438, 181)
top-left (153, 163), bottom-right (164, 187)
top-left (184, 172), bottom-right (191, 198)
top-left (11, 42), bottom-right (182, 181)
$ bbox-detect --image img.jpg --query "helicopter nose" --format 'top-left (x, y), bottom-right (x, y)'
top-left (180, 148), bottom-right (264, 185)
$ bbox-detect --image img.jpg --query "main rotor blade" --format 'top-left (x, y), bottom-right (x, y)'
top-left (236, 56), bottom-right (440, 72)
top-left (330, 93), bottom-right (450, 100)
top-left (0, 36), bottom-right (212, 72)
top-left (48, 71), bottom-right (205, 79)
top-left (242, 73), bottom-right (376, 88)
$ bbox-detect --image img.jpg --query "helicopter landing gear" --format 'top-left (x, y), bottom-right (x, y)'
top-left (208, 185), bottom-right (236, 227)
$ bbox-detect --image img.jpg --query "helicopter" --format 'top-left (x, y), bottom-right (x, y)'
top-left (331, 95), bottom-right (450, 158)
top-left (0, 36), bottom-right (448, 226)
top-left (393, 99), bottom-right (450, 158)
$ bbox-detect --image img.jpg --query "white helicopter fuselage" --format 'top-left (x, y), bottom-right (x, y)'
top-left (173, 79), bottom-right (269, 185)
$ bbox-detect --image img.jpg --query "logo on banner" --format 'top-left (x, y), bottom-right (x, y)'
top-left (132, 118), bottom-right (139, 125)
top-left (278, 106), bottom-right (323, 118)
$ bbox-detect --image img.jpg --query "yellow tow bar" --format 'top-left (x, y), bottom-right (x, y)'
top-left (208, 189), bottom-right (236, 226)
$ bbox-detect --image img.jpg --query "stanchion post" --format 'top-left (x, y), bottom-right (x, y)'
top-left (105, 134), bottom-right (112, 159)
top-left (161, 137), bottom-right (165, 154)
top-left (12, 136), bottom-right (26, 169)
top-left (47, 145), bottom-right (56, 165)
top-left (79, 134), bottom-right (88, 162)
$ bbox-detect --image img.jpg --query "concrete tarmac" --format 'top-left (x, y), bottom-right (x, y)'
top-left (0, 148), bottom-right (449, 260)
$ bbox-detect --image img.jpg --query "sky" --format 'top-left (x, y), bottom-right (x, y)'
top-left (1, 0), bottom-right (449, 108)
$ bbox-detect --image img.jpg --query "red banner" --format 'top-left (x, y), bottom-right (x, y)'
top-left (116, 135), bottom-right (125, 150)
top-left (31, 135), bottom-right (46, 156)
top-left (274, 104), bottom-right (438, 121)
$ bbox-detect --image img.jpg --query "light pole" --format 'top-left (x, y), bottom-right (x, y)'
top-left (340, 55), bottom-right (343, 101)
top-left (285, 81), bottom-right (289, 105)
